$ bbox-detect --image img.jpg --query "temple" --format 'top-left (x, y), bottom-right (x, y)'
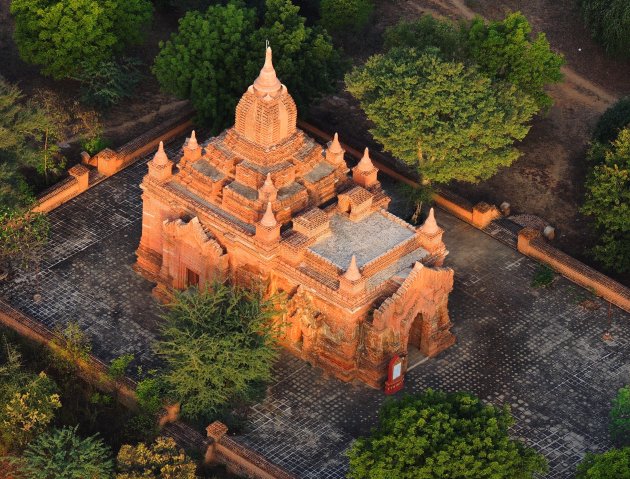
top-left (135, 47), bottom-right (455, 387)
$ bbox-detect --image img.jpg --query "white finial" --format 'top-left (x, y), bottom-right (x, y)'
top-left (153, 141), bottom-right (169, 166)
top-left (328, 132), bottom-right (343, 154)
top-left (260, 202), bottom-right (277, 228)
top-left (356, 147), bottom-right (375, 172)
top-left (343, 255), bottom-right (362, 282)
top-left (421, 208), bottom-right (440, 235)
top-left (187, 130), bottom-right (198, 150)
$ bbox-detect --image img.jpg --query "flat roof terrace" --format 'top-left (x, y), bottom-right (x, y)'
top-left (308, 211), bottom-right (415, 268)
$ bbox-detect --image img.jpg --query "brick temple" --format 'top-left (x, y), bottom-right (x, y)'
top-left (136, 48), bottom-right (455, 387)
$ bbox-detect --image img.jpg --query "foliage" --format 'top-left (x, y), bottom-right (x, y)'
top-left (319, 0), bottom-right (374, 36)
top-left (75, 57), bottom-right (144, 109)
top-left (531, 264), bottom-right (555, 288)
top-left (398, 184), bottom-right (435, 225)
top-left (115, 436), bottom-right (197, 479)
top-left (345, 48), bottom-right (537, 184)
top-left (154, 0), bottom-right (343, 131)
top-left (384, 15), bottom-right (464, 60)
top-left (0, 207), bottom-right (49, 275)
top-left (464, 13), bottom-right (564, 111)
top-left (10, 425), bottom-right (114, 479)
top-left (108, 354), bottom-right (135, 382)
top-left (51, 322), bottom-right (93, 369)
top-left (136, 377), bottom-right (165, 416)
top-left (581, 128), bottom-right (630, 273)
top-left (81, 135), bottom-right (111, 156)
top-left (153, 1), bottom-right (257, 131)
top-left (0, 339), bottom-right (60, 453)
top-left (250, 0), bottom-right (344, 110)
top-left (347, 390), bottom-right (548, 479)
top-left (580, 0), bottom-right (630, 57)
top-left (154, 283), bottom-right (283, 421)
top-left (10, 0), bottom-right (153, 79)
top-left (610, 386), bottom-right (630, 447)
top-left (593, 97), bottom-right (630, 144)
top-left (576, 448), bottom-right (630, 479)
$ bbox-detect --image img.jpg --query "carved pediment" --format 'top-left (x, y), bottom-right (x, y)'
top-left (163, 216), bottom-right (225, 258)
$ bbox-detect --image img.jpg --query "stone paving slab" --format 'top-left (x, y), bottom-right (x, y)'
top-left (0, 147), bottom-right (628, 478)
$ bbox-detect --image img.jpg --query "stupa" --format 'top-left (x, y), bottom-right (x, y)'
top-left (136, 47), bottom-right (455, 387)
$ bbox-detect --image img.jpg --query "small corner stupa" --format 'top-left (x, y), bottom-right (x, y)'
top-left (136, 47), bottom-right (455, 388)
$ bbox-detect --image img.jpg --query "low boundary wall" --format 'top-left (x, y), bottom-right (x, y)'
top-left (299, 120), bottom-right (630, 314)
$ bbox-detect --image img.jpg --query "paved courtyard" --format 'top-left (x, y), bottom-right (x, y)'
top-left (1, 143), bottom-right (629, 478)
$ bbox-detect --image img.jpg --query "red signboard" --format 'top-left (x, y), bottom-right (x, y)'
top-left (384, 354), bottom-right (404, 394)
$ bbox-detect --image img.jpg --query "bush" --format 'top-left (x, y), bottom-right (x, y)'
top-left (531, 264), bottom-right (555, 288)
top-left (347, 390), bottom-right (548, 478)
top-left (580, 0), bottom-right (630, 57)
top-left (593, 97), bottom-right (630, 144)
top-left (10, 0), bottom-right (153, 79)
top-left (610, 386), bottom-right (630, 447)
top-left (81, 135), bottom-right (111, 156)
top-left (154, 283), bottom-right (283, 422)
top-left (320, 0), bottom-right (374, 36)
top-left (116, 436), bottom-right (197, 479)
top-left (76, 58), bottom-right (143, 109)
top-left (576, 448), bottom-right (630, 479)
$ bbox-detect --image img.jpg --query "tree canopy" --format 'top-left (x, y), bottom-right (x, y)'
top-left (610, 385), bottom-right (630, 447)
top-left (581, 128), bottom-right (630, 273)
top-left (580, 0), bottom-right (630, 57)
top-left (319, 0), bottom-right (374, 36)
top-left (10, 0), bottom-right (153, 79)
top-left (576, 448), bottom-right (630, 479)
top-left (347, 390), bottom-right (548, 479)
top-left (153, 0), bottom-right (343, 132)
top-left (154, 283), bottom-right (283, 421)
top-left (593, 97), bottom-right (630, 144)
top-left (116, 436), bottom-right (197, 479)
top-left (345, 48), bottom-right (537, 183)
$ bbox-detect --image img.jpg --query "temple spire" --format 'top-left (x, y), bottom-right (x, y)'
top-left (188, 130), bottom-right (198, 150)
top-left (259, 173), bottom-right (278, 202)
top-left (153, 141), bottom-right (169, 166)
top-left (253, 46), bottom-right (282, 95)
top-left (357, 147), bottom-right (375, 172)
top-left (421, 208), bottom-right (440, 235)
top-left (260, 202), bottom-right (277, 228)
top-left (329, 133), bottom-right (343, 154)
top-left (343, 255), bottom-right (362, 282)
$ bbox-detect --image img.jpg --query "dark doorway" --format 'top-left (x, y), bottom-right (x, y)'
top-left (186, 268), bottom-right (200, 288)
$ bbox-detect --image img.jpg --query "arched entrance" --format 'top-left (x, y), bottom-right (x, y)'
top-left (405, 313), bottom-right (427, 369)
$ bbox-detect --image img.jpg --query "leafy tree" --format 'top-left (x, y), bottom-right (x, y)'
top-left (10, 0), bottom-right (153, 79)
top-left (250, 0), bottom-right (344, 110)
top-left (581, 128), bottom-right (630, 273)
top-left (465, 13), bottom-right (564, 111)
top-left (319, 0), bottom-right (374, 36)
top-left (593, 97), bottom-right (630, 144)
top-left (580, 0), bottom-right (630, 57)
top-left (576, 448), bottom-right (630, 479)
top-left (398, 184), bottom-right (434, 225)
top-left (610, 386), bottom-right (630, 447)
top-left (11, 426), bottom-right (114, 479)
top-left (384, 13), bottom-right (564, 112)
top-left (154, 283), bottom-right (283, 421)
top-left (345, 48), bottom-right (537, 183)
top-left (347, 390), bottom-right (547, 479)
top-left (108, 354), bottom-right (135, 383)
top-left (0, 340), bottom-right (60, 453)
top-left (115, 436), bottom-right (197, 479)
top-left (75, 58), bottom-right (144, 109)
top-left (0, 207), bottom-right (49, 280)
top-left (153, 1), bottom-right (257, 131)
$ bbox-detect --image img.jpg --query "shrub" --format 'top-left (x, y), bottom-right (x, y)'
top-left (576, 448), bottom-right (630, 479)
top-left (76, 58), bottom-right (143, 109)
top-left (116, 436), bottom-right (197, 479)
top-left (347, 390), bottom-right (548, 478)
top-left (593, 97), bottom-right (630, 144)
top-left (610, 386), bottom-right (630, 447)
top-left (531, 264), bottom-right (555, 288)
top-left (580, 0), bottom-right (630, 57)
top-left (320, 0), bottom-right (374, 36)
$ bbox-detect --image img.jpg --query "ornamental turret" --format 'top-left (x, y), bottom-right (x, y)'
top-left (148, 141), bottom-right (173, 181)
top-left (353, 147), bottom-right (378, 188)
top-left (183, 130), bottom-right (201, 161)
top-left (256, 202), bottom-right (281, 243)
top-left (339, 254), bottom-right (366, 297)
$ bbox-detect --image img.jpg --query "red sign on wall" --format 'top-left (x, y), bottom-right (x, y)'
top-left (384, 354), bottom-right (404, 395)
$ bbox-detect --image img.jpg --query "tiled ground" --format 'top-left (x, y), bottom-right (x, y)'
top-left (1, 146), bottom-right (629, 478)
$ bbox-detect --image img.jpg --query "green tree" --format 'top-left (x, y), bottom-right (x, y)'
top-left (581, 128), bottom-right (630, 273)
top-left (347, 390), bottom-right (547, 479)
top-left (153, 1), bottom-right (257, 131)
top-left (154, 283), bottom-right (283, 421)
top-left (580, 0), bottom-right (630, 57)
top-left (0, 207), bottom-right (49, 280)
top-left (384, 15), bottom-right (464, 60)
top-left (10, 0), bottom-right (153, 79)
top-left (593, 97), bottom-right (630, 144)
top-left (115, 436), bottom-right (197, 479)
top-left (11, 426), bottom-right (114, 479)
top-left (610, 386), bottom-right (630, 447)
top-left (251, 0), bottom-right (344, 110)
top-left (465, 13), bottom-right (564, 111)
top-left (319, 0), bottom-right (374, 36)
top-left (345, 48), bottom-right (537, 184)
top-left (576, 448), bottom-right (630, 479)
